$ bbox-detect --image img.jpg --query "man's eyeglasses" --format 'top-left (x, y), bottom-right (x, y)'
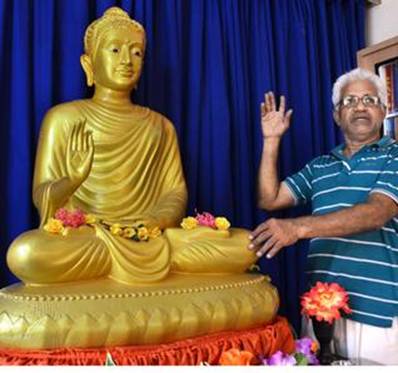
top-left (337, 95), bottom-right (383, 109)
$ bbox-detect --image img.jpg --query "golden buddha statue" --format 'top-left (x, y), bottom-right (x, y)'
top-left (0, 7), bottom-right (279, 349)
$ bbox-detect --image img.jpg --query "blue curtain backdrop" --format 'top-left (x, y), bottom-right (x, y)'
top-left (0, 0), bottom-right (365, 332)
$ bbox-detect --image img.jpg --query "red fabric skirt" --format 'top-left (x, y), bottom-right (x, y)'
top-left (0, 316), bottom-right (294, 365)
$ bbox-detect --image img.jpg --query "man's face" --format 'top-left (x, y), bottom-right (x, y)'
top-left (334, 80), bottom-right (386, 142)
top-left (92, 27), bottom-right (144, 91)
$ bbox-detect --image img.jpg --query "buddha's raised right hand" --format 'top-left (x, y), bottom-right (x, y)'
top-left (66, 119), bottom-right (94, 188)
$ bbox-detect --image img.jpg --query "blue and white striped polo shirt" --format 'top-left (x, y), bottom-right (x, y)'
top-left (284, 136), bottom-right (398, 327)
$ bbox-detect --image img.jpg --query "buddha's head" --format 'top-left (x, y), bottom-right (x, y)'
top-left (81, 7), bottom-right (146, 92)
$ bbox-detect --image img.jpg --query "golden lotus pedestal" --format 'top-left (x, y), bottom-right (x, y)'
top-left (0, 273), bottom-right (279, 350)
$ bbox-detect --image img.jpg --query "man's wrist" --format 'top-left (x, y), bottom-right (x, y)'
top-left (263, 136), bottom-right (282, 143)
top-left (263, 137), bottom-right (281, 152)
top-left (294, 217), bottom-right (311, 240)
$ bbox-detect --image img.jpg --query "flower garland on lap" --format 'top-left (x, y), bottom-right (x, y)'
top-left (43, 208), bottom-right (161, 241)
top-left (45, 209), bottom-right (230, 240)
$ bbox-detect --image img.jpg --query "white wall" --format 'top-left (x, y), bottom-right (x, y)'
top-left (366, 0), bottom-right (398, 46)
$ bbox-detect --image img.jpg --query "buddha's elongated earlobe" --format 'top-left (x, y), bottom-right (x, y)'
top-left (80, 54), bottom-right (94, 87)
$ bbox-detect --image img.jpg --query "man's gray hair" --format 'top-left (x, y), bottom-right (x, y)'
top-left (332, 67), bottom-right (387, 108)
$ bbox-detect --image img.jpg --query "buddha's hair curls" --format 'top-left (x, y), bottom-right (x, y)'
top-left (84, 7), bottom-right (146, 56)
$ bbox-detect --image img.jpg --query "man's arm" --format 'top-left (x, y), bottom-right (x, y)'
top-left (249, 193), bottom-right (398, 258)
top-left (258, 92), bottom-right (295, 210)
top-left (258, 138), bottom-right (296, 210)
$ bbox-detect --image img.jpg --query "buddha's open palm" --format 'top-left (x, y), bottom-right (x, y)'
top-left (261, 92), bottom-right (293, 139)
top-left (66, 119), bottom-right (94, 188)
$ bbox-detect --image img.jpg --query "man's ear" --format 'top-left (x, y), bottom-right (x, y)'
top-left (381, 105), bottom-right (387, 119)
top-left (80, 54), bottom-right (94, 87)
top-left (333, 109), bottom-right (341, 127)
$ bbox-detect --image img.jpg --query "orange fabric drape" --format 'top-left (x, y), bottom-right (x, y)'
top-left (0, 316), bottom-right (294, 365)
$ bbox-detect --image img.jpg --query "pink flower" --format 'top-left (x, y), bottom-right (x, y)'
top-left (54, 208), bottom-right (86, 228)
top-left (68, 209), bottom-right (86, 228)
top-left (264, 351), bottom-right (296, 366)
top-left (195, 211), bottom-right (216, 228)
top-left (55, 208), bottom-right (68, 222)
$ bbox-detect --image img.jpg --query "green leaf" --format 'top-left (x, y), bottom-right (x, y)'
top-left (294, 353), bottom-right (309, 366)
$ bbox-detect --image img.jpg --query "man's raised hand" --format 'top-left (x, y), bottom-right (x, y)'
top-left (261, 92), bottom-right (293, 139)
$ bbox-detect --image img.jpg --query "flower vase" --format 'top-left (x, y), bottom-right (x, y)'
top-left (311, 318), bottom-right (336, 365)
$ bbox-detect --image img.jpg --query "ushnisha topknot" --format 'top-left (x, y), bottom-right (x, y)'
top-left (84, 7), bottom-right (146, 56)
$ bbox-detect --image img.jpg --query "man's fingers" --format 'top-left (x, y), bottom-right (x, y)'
top-left (261, 102), bottom-right (266, 118)
top-left (269, 92), bottom-right (276, 111)
top-left (256, 237), bottom-right (278, 257)
top-left (279, 95), bottom-right (286, 114)
top-left (265, 91), bottom-right (275, 112)
top-left (285, 109), bottom-right (293, 124)
top-left (249, 222), bottom-right (269, 240)
top-left (251, 230), bottom-right (273, 247)
top-left (264, 92), bottom-right (272, 113)
top-left (266, 243), bottom-right (284, 259)
top-left (248, 230), bottom-right (273, 250)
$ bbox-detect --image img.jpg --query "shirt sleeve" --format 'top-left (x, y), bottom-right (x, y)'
top-left (370, 152), bottom-right (398, 204)
top-left (283, 161), bottom-right (314, 206)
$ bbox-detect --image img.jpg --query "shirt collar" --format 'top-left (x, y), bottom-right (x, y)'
top-left (376, 136), bottom-right (395, 148)
top-left (330, 136), bottom-right (395, 159)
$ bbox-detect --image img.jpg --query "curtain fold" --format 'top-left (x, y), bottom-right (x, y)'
top-left (0, 0), bottom-right (365, 332)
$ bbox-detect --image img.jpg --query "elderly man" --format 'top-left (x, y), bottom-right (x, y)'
top-left (249, 68), bottom-right (398, 364)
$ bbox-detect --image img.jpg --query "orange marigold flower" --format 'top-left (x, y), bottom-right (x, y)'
top-left (311, 340), bottom-right (319, 353)
top-left (219, 348), bottom-right (255, 366)
top-left (148, 226), bottom-right (162, 238)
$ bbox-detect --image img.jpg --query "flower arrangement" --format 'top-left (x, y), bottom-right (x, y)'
top-left (217, 337), bottom-right (319, 366)
top-left (43, 208), bottom-right (161, 241)
top-left (180, 211), bottom-right (231, 231)
top-left (43, 208), bottom-right (95, 235)
top-left (301, 282), bottom-right (352, 324)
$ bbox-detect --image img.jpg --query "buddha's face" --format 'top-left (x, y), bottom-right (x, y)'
top-left (91, 27), bottom-right (145, 91)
